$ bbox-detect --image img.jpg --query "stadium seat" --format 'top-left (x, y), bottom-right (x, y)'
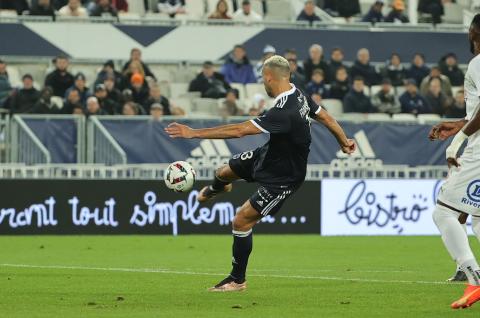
top-left (170, 97), bottom-right (192, 113)
top-left (150, 67), bottom-right (172, 82)
top-left (185, 0), bottom-right (206, 18)
top-left (443, 3), bottom-right (464, 24)
top-left (417, 114), bottom-right (442, 124)
top-left (192, 98), bottom-right (219, 115)
top-left (169, 83), bottom-right (190, 98)
top-left (363, 86), bottom-right (371, 96)
top-left (266, 0), bottom-right (293, 21)
top-left (370, 85), bottom-right (382, 96)
top-left (245, 83), bottom-right (265, 99)
top-left (392, 113), bottom-right (418, 122)
top-left (395, 86), bottom-right (406, 97)
top-left (321, 99), bottom-right (343, 117)
top-left (6, 66), bottom-right (21, 88)
top-left (230, 83), bottom-right (246, 101)
top-left (128, 1), bottom-right (146, 15)
top-left (366, 113), bottom-right (391, 122)
top-left (451, 86), bottom-right (463, 96)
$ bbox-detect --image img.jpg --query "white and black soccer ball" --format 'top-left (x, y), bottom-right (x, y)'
top-left (164, 161), bottom-right (196, 192)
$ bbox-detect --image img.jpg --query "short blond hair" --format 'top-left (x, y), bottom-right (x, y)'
top-left (263, 55), bottom-right (290, 78)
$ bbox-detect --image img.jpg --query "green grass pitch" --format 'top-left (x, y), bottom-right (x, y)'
top-left (1, 235), bottom-right (480, 317)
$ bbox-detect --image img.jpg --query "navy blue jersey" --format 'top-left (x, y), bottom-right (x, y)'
top-left (249, 84), bottom-right (321, 186)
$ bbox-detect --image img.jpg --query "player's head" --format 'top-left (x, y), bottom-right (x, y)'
top-left (469, 14), bottom-right (480, 54)
top-left (262, 55), bottom-right (291, 98)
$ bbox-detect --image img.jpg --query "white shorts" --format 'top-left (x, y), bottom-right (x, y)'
top-left (437, 148), bottom-right (480, 216)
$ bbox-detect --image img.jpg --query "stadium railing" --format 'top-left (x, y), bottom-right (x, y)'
top-left (10, 115), bottom-right (51, 165)
top-left (87, 116), bottom-right (127, 165)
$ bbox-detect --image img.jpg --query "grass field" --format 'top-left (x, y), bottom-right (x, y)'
top-left (1, 235), bottom-right (480, 317)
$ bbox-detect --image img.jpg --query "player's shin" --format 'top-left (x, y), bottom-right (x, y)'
top-left (230, 229), bottom-right (253, 283)
top-left (211, 174), bottom-right (230, 191)
top-left (433, 205), bottom-right (480, 285)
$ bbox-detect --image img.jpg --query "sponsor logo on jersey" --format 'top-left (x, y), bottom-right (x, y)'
top-left (461, 180), bottom-right (480, 208)
top-left (330, 130), bottom-right (383, 168)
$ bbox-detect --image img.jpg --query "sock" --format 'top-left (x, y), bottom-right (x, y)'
top-left (433, 205), bottom-right (480, 286)
top-left (472, 216), bottom-right (480, 244)
top-left (211, 174), bottom-right (229, 191)
top-left (230, 229), bottom-right (253, 283)
top-left (457, 223), bottom-right (468, 272)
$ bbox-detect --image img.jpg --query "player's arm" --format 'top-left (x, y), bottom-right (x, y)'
top-left (429, 119), bottom-right (467, 141)
top-left (165, 121), bottom-right (262, 139)
top-left (314, 110), bottom-right (356, 154)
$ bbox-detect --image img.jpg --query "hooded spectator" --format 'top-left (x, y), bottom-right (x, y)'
top-left (5, 74), bottom-right (40, 113)
top-left (65, 72), bottom-right (90, 106)
top-left (329, 66), bottom-right (350, 100)
top-left (94, 83), bottom-right (118, 114)
top-left (407, 53), bottom-right (430, 87)
top-left (362, 0), bottom-right (384, 24)
top-left (420, 66), bottom-right (452, 96)
top-left (30, 0), bottom-right (55, 18)
top-left (372, 78), bottom-right (401, 114)
top-left (233, 0), bottom-right (262, 23)
top-left (423, 77), bottom-right (452, 116)
top-left (381, 53), bottom-right (407, 86)
top-left (103, 74), bottom-right (124, 107)
top-left (297, 0), bottom-right (321, 25)
top-left (399, 78), bottom-right (431, 114)
top-left (306, 69), bottom-right (328, 98)
top-left (385, 0), bottom-right (409, 23)
top-left (44, 55), bottom-right (74, 97)
top-left (303, 44), bottom-right (329, 84)
top-left (209, 0), bottom-right (231, 19)
top-left (439, 53), bottom-right (464, 86)
top-left (58, 0), bottom-right (88, 17)
top-left (96, 60), bottom-right (122, 88)
top-left (220, 89), bottom-right (244, 117)
top-left (418, 0), bottom-right (443, 24)
top-left (343, 76), bottom-right (375, 113)
top-left (255, 45), bottom-right (276, 82)
top-left (90, 0), bottom-right (118, 17)
top-left (221, 45), bottom-right (257, 84)
top-left (349, 48), bottom-right (380, 86)
top-left (189, 61), bottom-right (230, 98)
top-left (445, 89), bottom-right (466, 118)
top-left (157, 0), bottom-right (185, 18)
top-left (326, 47), bottom-right (348, 83)
top-left (122, 48), bottom-right (156, 82)
top-left (0, 60), bottom-right (12, 105)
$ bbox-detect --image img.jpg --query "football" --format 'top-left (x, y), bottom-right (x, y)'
top-left (164, 161), bottom-right (196, 192)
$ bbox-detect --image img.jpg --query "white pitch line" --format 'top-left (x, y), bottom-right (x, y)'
top-left (0, 263), bottom-right (456, 286)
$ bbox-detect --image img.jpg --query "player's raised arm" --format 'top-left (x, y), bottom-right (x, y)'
top-left (165, 121), bottom-right (263, 139)
top-left (314, 109), bottom-right (355, 154)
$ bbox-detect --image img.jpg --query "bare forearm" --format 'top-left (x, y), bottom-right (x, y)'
top-left (316, 114), bottom-right (348, 147)
top-left (192, 122), bottom-right (256, 139)
top-left (463, 109), bottom-right (480, 136)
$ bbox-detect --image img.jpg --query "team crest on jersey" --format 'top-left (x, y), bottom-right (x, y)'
top-left (461, 180), bottom-right (480, 208)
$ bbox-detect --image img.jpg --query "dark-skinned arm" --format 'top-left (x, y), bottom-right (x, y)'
top-left (314, 110), bottom-right (356, 154)
top-left (446, 105), bottom-right (480, 167)
top-left (164, 121), bottom-right (262, 139)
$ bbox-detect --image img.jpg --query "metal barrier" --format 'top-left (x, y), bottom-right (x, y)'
top-left (87, 116), bottom-right (127, 165)
top-left (10, 115), bottom-right (51, 164)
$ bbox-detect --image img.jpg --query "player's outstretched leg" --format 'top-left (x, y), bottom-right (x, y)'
top-left (448, 218), bottom-right (468, 282)
top-left (198, 165), bottom-right (238, 203)
top-left (433, 204), bottom-right (480, 309)
top-left (208, 200), bottom-right (261, 292)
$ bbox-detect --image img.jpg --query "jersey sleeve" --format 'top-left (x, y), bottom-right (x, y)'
top-left (306, 94), bottom-right (322, 118)
top-left (250, 108), bottom-right (291, 134)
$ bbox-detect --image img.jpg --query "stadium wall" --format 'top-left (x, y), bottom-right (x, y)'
top-left (0, 22), bottom-right (470, 63)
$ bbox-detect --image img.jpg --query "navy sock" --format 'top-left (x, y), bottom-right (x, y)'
top-left (211, 174), bottom-right (229, 191)
top-left (230, 229), bottom-right (253, 283)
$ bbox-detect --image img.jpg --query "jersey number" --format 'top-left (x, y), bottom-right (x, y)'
top-left (240, 151), bottom-right (254, 161)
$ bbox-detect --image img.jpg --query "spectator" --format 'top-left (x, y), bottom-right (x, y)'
top-left (111, 0), bottom-right (128, 12)
top-left (30, 0), bottom-right (55, 18)
top-left (284, 49), bottom-right (304, 75)
top-left (122, 101), bottom-right (140, 116)
top-left (209, 0), bottom-right (231, 19)
top-left (326, 0), bottom-right (360, 21)
top-left (255, 45), bottom-right (276, 82)
top-left (103, 74), bottom-right (124, 107)
top-left (343, 77), bottom-right (374, 113)
top-left (86, 96), bottom-right (106, 116)
top-left (445, 89), bottom-right (466, 118)
top-left (372, 78), bottom-right (401, 114)
top-left (5, 74), bottom-right (40, 113)
top-left (329, 66), bottom-right (350, 100)
top-left (0, 0), bottom-right (29, 14)
top-left (71, 103), bottom-right (85, 115)
top-left (326, 47), bottom-right (347, 83)
top-left (349, 48), bottom-right (380, 86)
top-left (248, 93), bottom-right (267, 116)
top-left (90, 0), bottom-right (118, 17)
top-left (0, 60), bottom-right (12, 106)
top-left (420, 66), bottom-right (452, 96)
top-left (58, 0), bottom-right (88, 17)
top-left (65, 73), bottom-right (90, 106)
top-left (157, 0), bottom-right (185, 18)
top-left (150, 103), bottom-right (164, 120)
top-left (303, 44), bottom-right (328, 84)
top-left (122, 48), bottom-right (156, 82)
top-left (94, 83), bottom-right (118, 114)
top-left (423, 77), bottom-right (452, 116)
top-left (418, 0), bottom-right (443, 24)
top-left (129, 73), bottom-right (150, 107)
top-left (44, 55), bottom-right (74, 97)
top-left (297, 0), bottom-right (321, 25)
top-left (361, 0), bottom-right (384, 24)
top-left (399, 79), bottom-right (431, 114)
top-left (189, 61), bottom-right (230, 98)
top-left (220, 89), bottom-right (244, 117)
top-left (287, 56), bottom-right (306, 91)
top-left (145, 84), bottom-right (184, 115)
top-left (385, 0), bottom-right (409, 23)
top-left (439, 53), bottom-right (464, 87)
top-left (96, 60), bottom-right (122, 88)
top-left (31, 87), bottom-right (62, 114)
top-left (381, 53), bottom-right (407, 87)
top-left (407, 53), bottom-right (430, 87)
top-left (62, 89), bottom-right (82, 114)
top-left (233, 0), bottom-right (262, 23)
top-left (121, 60), bottom-right (146, 91)
top-left (306, 69), bottom-right (328, 98)
top-left (221, 45), bottom-right (256, 84)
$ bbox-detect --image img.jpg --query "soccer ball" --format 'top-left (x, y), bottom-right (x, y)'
top-left (164, 161), bottom-right (196, 192)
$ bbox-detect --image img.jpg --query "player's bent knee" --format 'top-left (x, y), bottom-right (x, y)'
top-left (433, 204), bottom-right (460, 228)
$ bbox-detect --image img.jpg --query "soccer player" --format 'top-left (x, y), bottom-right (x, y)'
top-left (165, 55), bottom-right (355, 292)
top-left (429, 14), bottom-right (480, 309)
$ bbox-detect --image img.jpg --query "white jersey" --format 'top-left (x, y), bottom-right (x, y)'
top-left (463, 54), bottom-right (480, 155)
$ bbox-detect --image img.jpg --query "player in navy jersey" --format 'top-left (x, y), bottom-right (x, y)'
top-left (165, 55), bottom-right (355, 292)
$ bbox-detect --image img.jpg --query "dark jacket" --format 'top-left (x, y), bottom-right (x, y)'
top-left (382, 64), bottom-right (408, 87)
top-left (399, 91), bottom-right (431, 114)
top-left (343, 90), bottom-right (374, 113)
top-left (361, 8), bottom-right (384, 24)
top-left (98, 96), bottom-right (120, 115)
top-left (65, 86), bottom-right (91, 106)
top-left (385, 10), bottom-right (409, 23)
top-left (29, 4), bottom-right (55, 18)
top-left (329, 80), bottom-right (350, 100)
top-left (335, 0), bottom-right (361, 18)
top-left (306, 81), bottom-right (328, 98)
top-left (424, 92), bottom-right (451, 116)
top-left (44, 69), bottom-right (75, 97)
top-left (121, 61), bottom-right (156, 80)
top-left (90, 4), bottom-right (118, 17)
top-left (439, 64), bottom-right (464, 87)
top-left (296, 10), bottom-right (321, 25)
top-left (290, 71), bottom-right (306, 91)
top-left (0, 73), bottom-right (12, 105)
top-left (7, 87), bottom-right (40, 113)
top-left (220, 55), bottom-right (257, 84)
top-left (349, 60), bottom-right (380, 86)
top-left (189, 72), bottom-right (230, 98)
top-left (128, 84), bottom-right (150, 108)
top-left (326, 61), bottom-right (348, 84)
top-left (303, 58), bottom-right (329, 83)
top-left (444, 101), bottom-right (466, 118)
top-left (407, 64), bottom-right (430, 87)
top-left (145, 96), bottom-right (172, 115)
top-left (95, 70), bottom-right (123, 88)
